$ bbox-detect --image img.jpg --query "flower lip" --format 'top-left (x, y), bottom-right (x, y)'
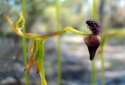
top-left (84, 35), bottom-right (101, 60)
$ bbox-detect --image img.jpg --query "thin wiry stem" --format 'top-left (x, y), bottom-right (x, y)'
top-left (90, 0), bottom-right (97, 85)
top-left (90, 56), bottom-right (97, 85)
top-left (100, 36), bottom-right (106, 85)
top-left (22, 0), bottom-right (29, 85)
top-left (101, 47), bottom-right (105, 85)
top-left (55, 0), bottom-right (61, 85)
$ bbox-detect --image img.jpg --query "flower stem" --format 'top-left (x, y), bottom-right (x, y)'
top-left (90, 0), bottom-right (98, 85)
top-left (100, 36), bottom-right (106, 85)
top-left (38, 59), bottom-right (47, 85)
top-left (22, 0), bottom-right (29, 85)
top-left (90, 56), bottom-right (97, 85)
top-left (35, 39), bottom-right (47, 85)
top-left (92, 0), bottom-right (97, 20)
top-left (57, 35), bottom-right (61, 85)
top-left (55, 0), bottom-right (61, 85)
top-left (100, 47), bottom-right (105, 85)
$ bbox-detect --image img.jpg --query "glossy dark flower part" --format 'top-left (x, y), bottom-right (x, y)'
top-left (84, 19), bottom-right (102, 61)
top-left (86, 19), bottom-right (102, 35)
top-left (84, 35), bottom-right (101, 60)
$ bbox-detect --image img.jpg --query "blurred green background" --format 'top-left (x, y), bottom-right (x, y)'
top-left (0, 0), bottom-right (125, 85)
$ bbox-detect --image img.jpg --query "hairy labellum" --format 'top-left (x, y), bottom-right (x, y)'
top-left (84, 35), bottom-right (101, 60)
top-left (86, 19), bottom-right (102, 35)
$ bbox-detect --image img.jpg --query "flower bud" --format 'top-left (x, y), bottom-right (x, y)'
top-left (84, 35), bottom-right (101, 60)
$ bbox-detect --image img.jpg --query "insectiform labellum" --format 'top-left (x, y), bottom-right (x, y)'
top-left (85, 19), bottom-right (102, 60)
top-left (84, 35), bottom-right (101, 60)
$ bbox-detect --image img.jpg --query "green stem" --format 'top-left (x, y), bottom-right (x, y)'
top-left (90, 0), bottom-right (98, 85)
top-left (90, 56), bottom-right (97, 85)
top-left (90, 59), bottom-right (94, 85)
top-left (100, 37), bottom-right (106, 85)
top-left (36, 39), bottom-right (47, 85)
top-left (55, 0), bottom-right (61, 85)
top-left (38, 59), bottom-right (47, 85)
top-left (57, 35), bottom-right (61, 85)
top-left (94, 57), bottom-right (97, 85)
top-left (92, 0), bottom-right (97, 20)
top-left (100, 46), bottom-right (105, 85)
top-left (22, 0), bottom-right (29, 85)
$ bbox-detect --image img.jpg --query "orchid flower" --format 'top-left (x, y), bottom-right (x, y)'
top-left (63, 19), bottom-right (102, 61)
top-left (6, 12), bottom-right (104, 85)
top-left (6, 12), bottom-right (66, 85)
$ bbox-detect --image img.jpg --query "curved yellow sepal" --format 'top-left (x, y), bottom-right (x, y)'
top-left (6, 13), bottom-right (17, 33)
top-left (63, 27), bottom-right (90, 36)
top-left (6, 13), bottom-right (66, 39)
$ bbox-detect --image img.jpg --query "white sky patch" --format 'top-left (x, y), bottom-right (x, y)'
top-left (119, 0), bottom-right (125, 8)
top-left (88, 0), bottom-right (93, 4)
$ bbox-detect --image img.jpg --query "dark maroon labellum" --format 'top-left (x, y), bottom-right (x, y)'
top-left (84, 35), bottom-right (101, 60)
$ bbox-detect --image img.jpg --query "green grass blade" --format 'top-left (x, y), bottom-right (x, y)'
top-left (22, 0), bottom-right (29, 85)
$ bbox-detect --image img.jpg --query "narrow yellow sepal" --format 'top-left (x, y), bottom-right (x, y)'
top-left (6, 13), bottom-right (17, 33)
top-left (6, 13), bottom-right (65, 39)
top-left (63, 27), bottom-right (90, 36)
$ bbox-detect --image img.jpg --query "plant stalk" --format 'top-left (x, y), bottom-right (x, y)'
top-left (22, 0), bottom-right (29, 85)
top-left (90, 0), bottom-right (98, 85)
top-left (101, 46), bottom-right (105, 85)
top-left (90, 56), bottom-right (97, 85)
top-left (100, 36), bottom-right (106, 85)
top-left (36, 39), bottom-right (47, 85)
top-left (55, 0), bottom-right (61, 85)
